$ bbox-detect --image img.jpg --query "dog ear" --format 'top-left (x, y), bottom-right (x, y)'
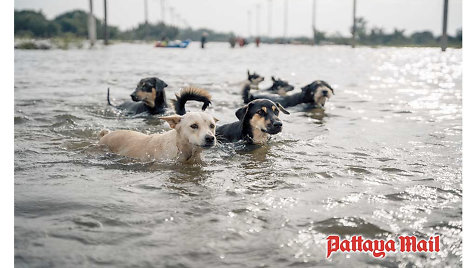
top-left (154, 78), bottom-right (168, 89)
top-left (247, 70), bottom-right (250, 77)
top-left (272, 76), bottom-right (276, 82)
top-left (276, 102), bottom-right (290, 115)
top-left (321, 81), bottom-right (334, 94)
top-left (213, 117), bottom-right (219, 123)
top-left (160, 115), bottom-right (182, 129)
top-left (235, 102), bottom-right (254, 121)
top-left (235, 105), bottom-right (248, 121)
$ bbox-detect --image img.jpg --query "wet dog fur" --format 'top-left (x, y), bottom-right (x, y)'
top-left (107, 78), bottom-right (212, 116)
top-left (260, 76), bottom-right (295, 95)
top-left (243, 80), bottom-right (334, 108)
top-left (99, 112), bottom-right (218, 163)
top-left (108, 77), bottom-right (169, 115)
top-left (216, 99), bottom-right (290, 144)
top-left (241, 71), bottom-right (264, 103)
top-left (172, 87), bottom-right (212, 115)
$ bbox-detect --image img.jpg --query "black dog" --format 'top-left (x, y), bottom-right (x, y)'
top-left (260, 76), bottom-right (294, 95)
top-left (243, 80), bottom-right (334, 108)
top-left (216, 99), bottom-right (290, 144)
top-left (107, 77), bottom-right (169, 115)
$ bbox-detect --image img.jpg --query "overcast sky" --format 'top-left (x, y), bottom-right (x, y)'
top-left (15, 0), bottom-right (462, 37)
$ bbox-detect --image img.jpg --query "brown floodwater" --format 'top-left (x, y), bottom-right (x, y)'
top-left (15, 43), bottom-right (462, 267)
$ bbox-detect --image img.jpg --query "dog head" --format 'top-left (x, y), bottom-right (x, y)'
top-left (301, 80), bottom-right (334, 107)
top-left (269, 76), bottom-right (295, 94)
top-left (236, 99), bottom-right (290, 137)
top-left (131, 77), bottom-right (168, 108)
top-left (160, 112), bottom-right (218, 148)
top-left (247, 70), bottom-right (264, 85)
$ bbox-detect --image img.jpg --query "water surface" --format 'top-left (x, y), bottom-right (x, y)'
top-left (15, 43), bottom-right (462, 267)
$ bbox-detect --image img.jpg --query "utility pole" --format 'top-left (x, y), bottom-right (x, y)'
top-left (351, 0), bottom-right (357, 48)
top-left (283, 0), bottom-right (288, 43)
top-left (88, 0), bottom-right (96, 47)
top-left (267, 0), bottom-right (272, 37)
top-left (441, 0), bottom-right (449, 52)
top-left (161, 0), bottom-right (166, 23)
top-left (144, 0), bottom-right (149, 24)
top-left (103, 0), bottom-right (108, 45)
top-left (144, 0), bottom-right (148, 25)
top-left (312, 0), bottom-right (316, 45)
top-left (144, 0), bottom-right (149, 40)
top-left (169, 7), bottom-right (174, 25)
top-left (256, 4), bottom-right (261, 37)
top-left (248, 10), bottom-right (252, 37)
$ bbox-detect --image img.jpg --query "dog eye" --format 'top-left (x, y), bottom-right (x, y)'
top-left (209, 124), bottom-right (215, 129)
top-left (190, 124), bottom-right (198, 129)
top-left (257, 110), bottom-right (265, 116)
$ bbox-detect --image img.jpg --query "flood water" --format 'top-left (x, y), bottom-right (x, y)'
top-left (14, 43), bottom-right (462, 267)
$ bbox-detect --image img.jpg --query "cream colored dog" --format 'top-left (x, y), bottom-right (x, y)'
top-left (99, 112), bottom-right (217, 163)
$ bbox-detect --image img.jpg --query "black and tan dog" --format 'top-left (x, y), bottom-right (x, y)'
top-left (216, 99), bottom-right (289, 144)
top-left (107, 77), bottom-right (211, 116)
top-left (241, 70), bottom-right (264, 95)
top-left (107, 77), bottom-right (169, 115)
top-left (243, 80), bottom-right (334, 108)
top-left (260, 76), bottom-right (294, 95)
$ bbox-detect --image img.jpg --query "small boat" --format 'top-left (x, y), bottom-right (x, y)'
top-left (155, 39), bottom-right (191, 48)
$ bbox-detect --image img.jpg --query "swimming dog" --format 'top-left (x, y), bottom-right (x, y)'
top-left (241, 70), bottom-right (264, 95)
top-left (99, 112), bottom-right (218, 163)
top-left (261, 76), bottom-right (295, 95)
top-left (107, 77), bottom-right (169, 115)
top-left (243, 80), bottom-right (334, 108)
top-left (216, 99), bottom-right (289, 144)
top-left (107, 78), bottom-right (212, 116)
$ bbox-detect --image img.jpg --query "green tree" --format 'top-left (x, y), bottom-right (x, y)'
top-left (410, 31), bottom-right (436, 45)
top-left (53, 10), bottom-right (90, 37)
top-left (15, 10), bottom-right (59, 37)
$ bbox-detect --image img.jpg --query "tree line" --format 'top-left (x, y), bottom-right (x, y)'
top-left (14, 9), bottom-right (231, 42)
top-left (15, 9), bottom-right (461, 47)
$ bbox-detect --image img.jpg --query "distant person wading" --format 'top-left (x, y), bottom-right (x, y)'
top-left (201, 32), bottom-right (208, 49)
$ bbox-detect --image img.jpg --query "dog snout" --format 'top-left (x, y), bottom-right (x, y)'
top-left (266, 119), bottom-right (283, 135)
top-left (205, 135), bottom-right (215, 143)
top-left (273, 121), bottom-right (282, 128)
top-left (130, 92), bottom-right (139, 101)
